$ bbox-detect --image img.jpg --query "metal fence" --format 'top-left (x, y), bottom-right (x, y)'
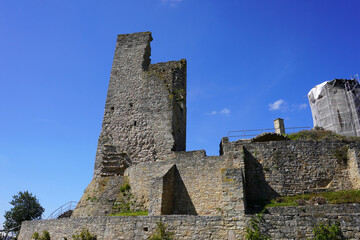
top-left (228, 126), bottom-right (311, 140)
top-left (47, 201), bottom-right (78, 220)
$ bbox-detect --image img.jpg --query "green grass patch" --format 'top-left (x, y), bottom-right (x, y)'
top-left (265, 190), bottom-right (360, 208)
top-left (285, 129), bottom-right (360, 141)
top-left (109, 211), bottom-right (148, 216)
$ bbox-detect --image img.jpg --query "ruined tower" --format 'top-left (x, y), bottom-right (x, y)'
top-left (72, 32), bottom-right (186, 217)
top-left (308, 79), bottom-right (360, 136)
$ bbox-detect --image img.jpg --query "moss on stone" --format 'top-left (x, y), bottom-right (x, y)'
top-left (108, 211), bottom-right (148, 216)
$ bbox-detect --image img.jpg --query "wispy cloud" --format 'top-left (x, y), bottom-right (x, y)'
top-left (207, 108), bottom-right (231, 116)
top-left (269, 100), bottom-right (308, 112)
top-left (299, 103), bottom-right (307, 110)
top-left (210, 110), bottom-right (217, 115)
top-left (161, 0), bottom-right (183, 7)
top-left (269, 99), bottom-right (285, 111)
top-left (220, 108), bottom-right (230, 115)
top-left (291, 103), bottom-right (308, 111)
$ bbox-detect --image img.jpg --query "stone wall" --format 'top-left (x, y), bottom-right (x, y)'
top-left (18, 216), bottom-right (228, 240)
top-left (71, 176), bottom-right (125, 218)
top-left (222, 139), bottom-right (360, 206)
top-left (126, 150), bottom-right (226, 216)
top-left (348, 146), bottom-right (360, 188)
top-left (19, 204), bottom-right (360, 240)
top-left (257, 204), bottom-right (360, 240)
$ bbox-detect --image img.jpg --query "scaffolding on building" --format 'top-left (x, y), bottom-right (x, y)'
top-left (308, 76), bottom-right (360, 137)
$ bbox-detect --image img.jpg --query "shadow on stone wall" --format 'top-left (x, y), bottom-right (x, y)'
top-left (173, 166), bottom-right (197, 215)
top-left (244, 148), bottom-right (279, 213)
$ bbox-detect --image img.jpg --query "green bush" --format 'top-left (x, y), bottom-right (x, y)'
top-left (311, 222), bottom-right (343, 240)
top-left (32, 230), bottom-right (51, 240)
top-left (149, 222), bottom-right (174, 240)
top-left (245, 213), bottom-right (270, 240)
top-left (72, 228), bottom-right (96, 240)
top-left (120, 182), bottom-right (131, 193)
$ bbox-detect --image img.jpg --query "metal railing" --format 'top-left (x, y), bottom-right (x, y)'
top-left (47, 201), bottom-right (78, 220)
top-left (228, 127), bottom-right (311, 140)
top-left (0, 225), bottom-right (20, 240)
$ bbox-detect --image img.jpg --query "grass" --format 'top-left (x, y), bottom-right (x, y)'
top-left (285, 129), bottom-right (360, 141)
top-left (109, 211), bottom-right (148, 216)
top-left (265, 190), bottom-right (360, 208)
top-left (120, 181), bottom-right (131, 192)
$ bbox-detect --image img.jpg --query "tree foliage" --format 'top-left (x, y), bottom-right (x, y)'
top-left (3, 191), bottom-right (45, 233)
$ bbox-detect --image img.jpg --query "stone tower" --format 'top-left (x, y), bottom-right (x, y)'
top-left (72, 32), bottom-right (186, 217)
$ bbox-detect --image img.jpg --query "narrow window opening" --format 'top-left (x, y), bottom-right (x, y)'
top-left (134, 121), bottom-right (137, 126)
top-left (129, 103), bottom-right (133, 107)
top-left (143, 227), bottom-right (148, 231)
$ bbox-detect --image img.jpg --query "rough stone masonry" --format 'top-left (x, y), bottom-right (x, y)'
top-left (72, 32), bottom-right (187, 218)
top-left (18, 32), bottom-right (360, 240)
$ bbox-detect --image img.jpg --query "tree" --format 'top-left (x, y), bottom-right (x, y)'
top-left (3, 191), bottom-right (45, 235)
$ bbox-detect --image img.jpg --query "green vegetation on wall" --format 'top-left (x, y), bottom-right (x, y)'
top-left (149, 222), bottom-right (174, 240)
top-left (110, 178), bottom-right (148, 216)
top-left (265, 190), bottom-right (360, 208)
top-left (333, 145), bottom-right (349, 165)
top-left (72, 228), bottom-right (97, 240)
top-left (286, 129), bottom-right (360, 141)
top-left (311, 222), bottom-right (343, 240)
top-left (245, 212), bottom-right (270, 240)
top-left (32, 230), bottom-right (51, 240)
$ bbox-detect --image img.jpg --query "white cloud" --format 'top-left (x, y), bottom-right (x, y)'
top-left (291, 103), bottom-right (308, 111)
top-left (207, 108), bottom-right (230, 116)
top-left (299, 103), bottom-right (307, 110)
top-left (161, 0), bottom-right (182, 2)
top-left (161, 0), bottom-right (183, 7)
top-left (269, 99), bottom-right (285, 111)
top-left (220, 108), bottom-right (230, 115)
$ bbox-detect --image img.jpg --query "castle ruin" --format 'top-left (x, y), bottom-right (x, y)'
top-left (18, 32), bottom-right (360, 240)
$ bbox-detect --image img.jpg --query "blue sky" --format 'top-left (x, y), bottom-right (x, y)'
top-left (1, 0), bottom-right (360, 228)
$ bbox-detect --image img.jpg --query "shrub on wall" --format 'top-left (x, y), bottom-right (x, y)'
top-left (110, 178), bottom-right (148, 216)
top-left (245, 213), bottom-right (270, 240)
top-left (333, 145), bottom-right (349, 166)
top-left (311, 222), bottom-right (343, 240)
top-left (31, 230), bottom-right (50, 240)
top-left (72, 228), bottom-right (96, 240)
top-left (149, 222), bottom-right (174, 240)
